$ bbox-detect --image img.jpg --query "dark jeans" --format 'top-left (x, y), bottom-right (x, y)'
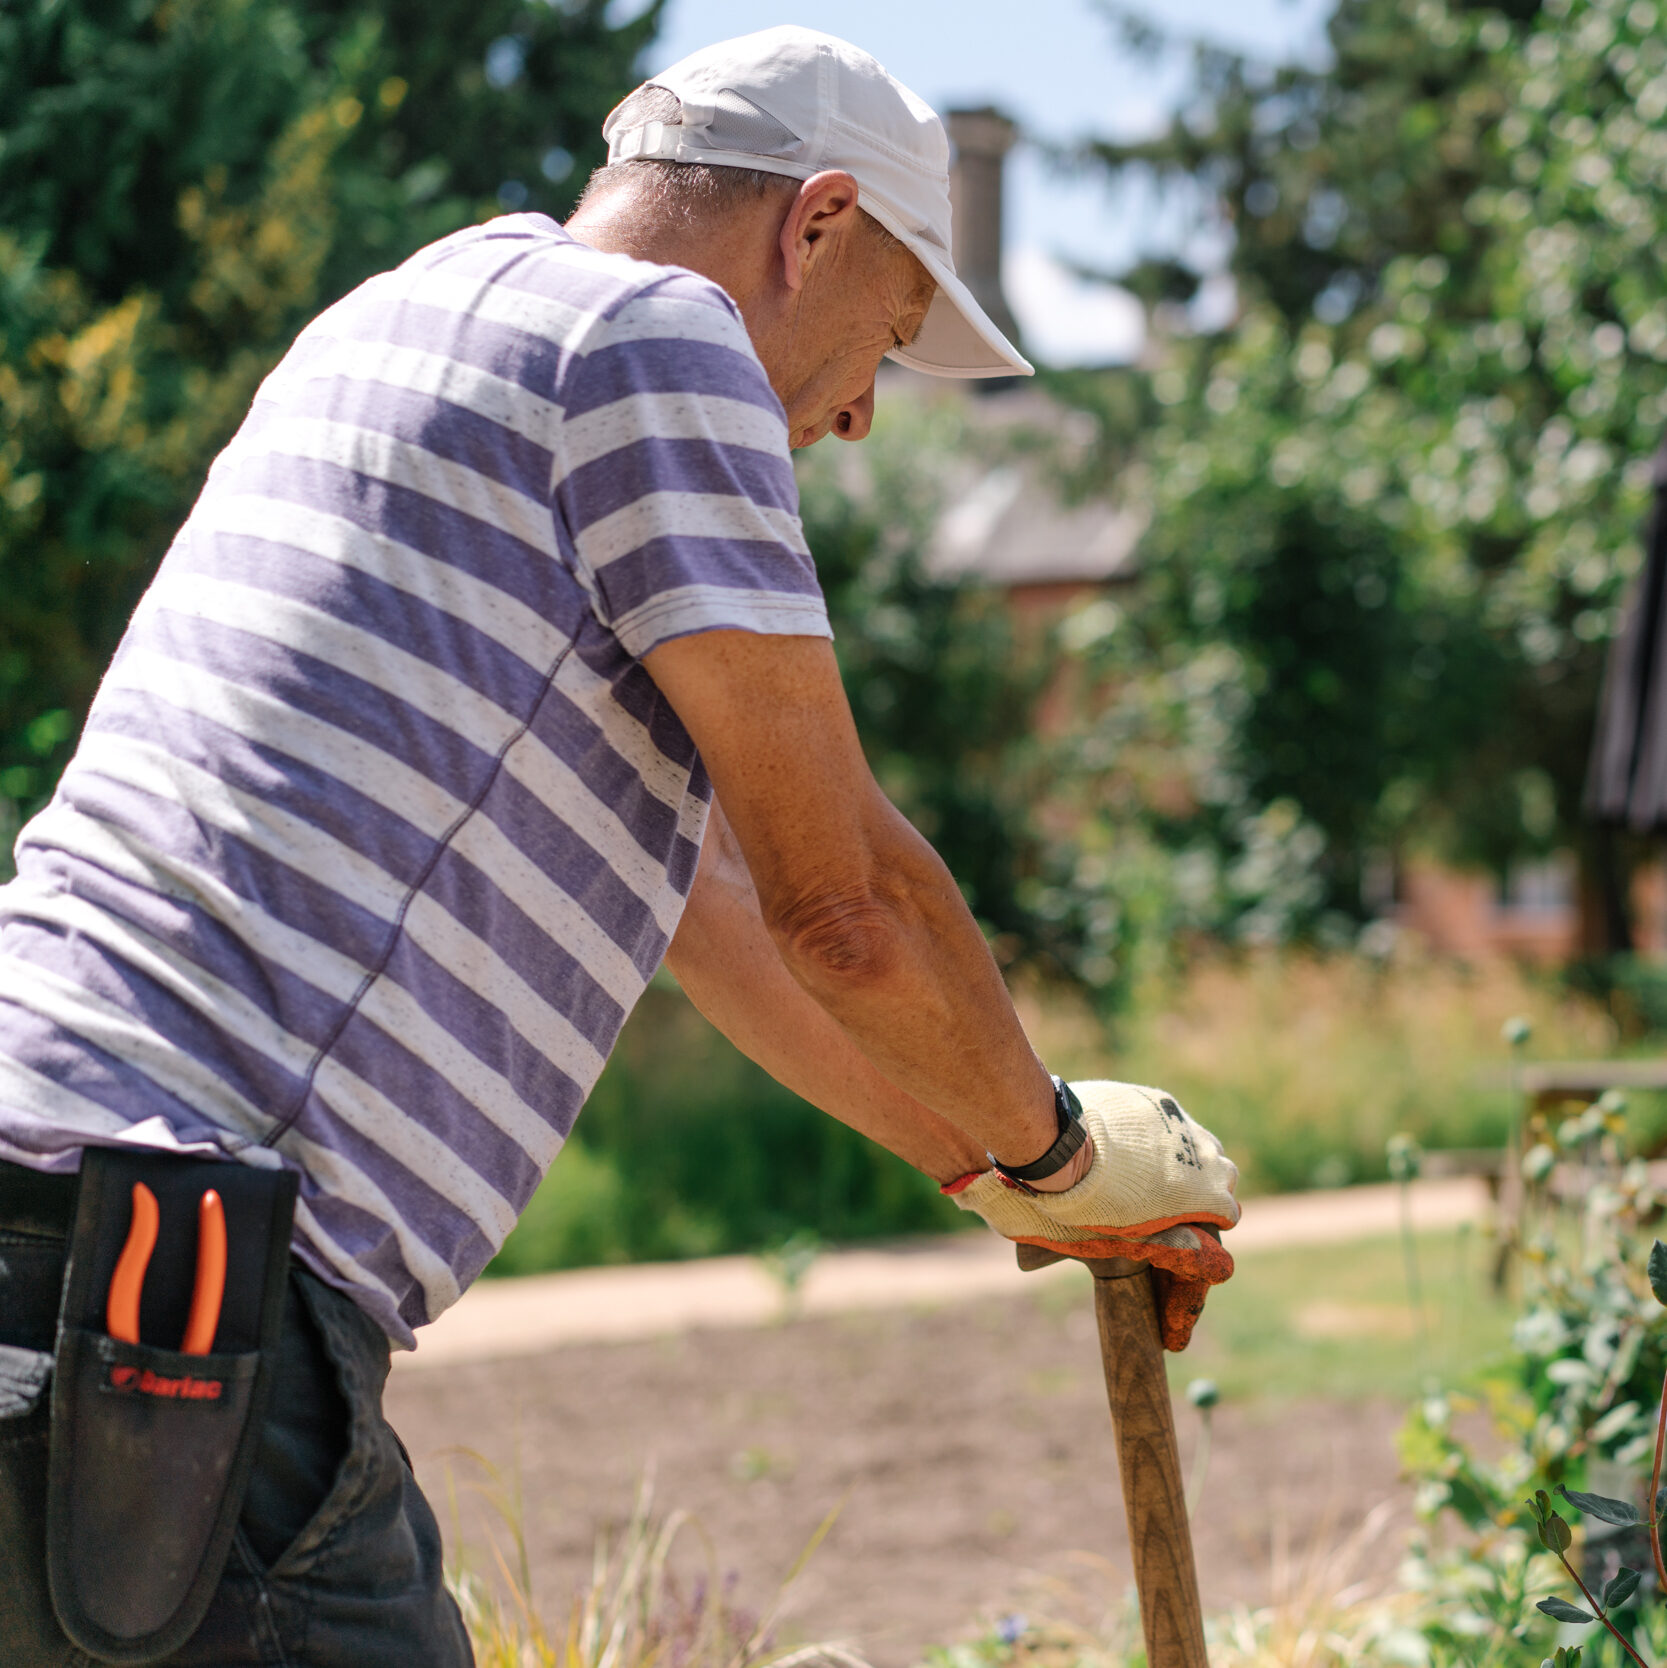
top-left (0, 1160), bottom-right (473, 1666)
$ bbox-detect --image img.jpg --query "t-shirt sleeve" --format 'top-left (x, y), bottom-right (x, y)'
top-left (551, 272), bottom-right (831, 659)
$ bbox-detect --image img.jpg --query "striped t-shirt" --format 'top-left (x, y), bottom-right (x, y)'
top-left (0, 214), bottom-right (830, 1346)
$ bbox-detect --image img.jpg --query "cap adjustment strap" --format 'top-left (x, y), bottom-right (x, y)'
top-left (608, 122), bottom-right (682, 164)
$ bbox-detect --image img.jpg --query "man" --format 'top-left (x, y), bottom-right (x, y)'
top-left (0, 26), bottom-right (1238, 1666)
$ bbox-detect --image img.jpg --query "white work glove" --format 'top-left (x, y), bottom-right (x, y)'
top-left (943, 1081), bottom-right (1239, 1350)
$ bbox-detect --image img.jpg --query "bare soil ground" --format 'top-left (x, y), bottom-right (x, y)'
top-left (386, 1282), bottom-right (1414, 1667)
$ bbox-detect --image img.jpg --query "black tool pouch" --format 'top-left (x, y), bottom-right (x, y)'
top-left (46, 1147), bottom-right (298, 1663)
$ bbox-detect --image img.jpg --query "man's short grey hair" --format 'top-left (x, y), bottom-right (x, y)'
top-left (577, 86), bottom-right (797, 218)
top-left (578, 84), bottom-right (905, 255)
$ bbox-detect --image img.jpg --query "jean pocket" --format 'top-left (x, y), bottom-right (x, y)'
top-left (261, 1275), bottom-right (426, 1594)
top-left (0, 1345), bottom-right (51, 1420)
top-left (238, 1277), bottom-right (354, 1573)
top-left (0, 1386), bottom-right (62, 1660)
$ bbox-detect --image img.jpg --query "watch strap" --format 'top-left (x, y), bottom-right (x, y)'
top-left (990, 1077), bottom-right (1087, 1186)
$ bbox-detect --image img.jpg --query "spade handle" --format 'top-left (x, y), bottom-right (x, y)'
top-left (1015, 1243), bottom-right (1209, 1667)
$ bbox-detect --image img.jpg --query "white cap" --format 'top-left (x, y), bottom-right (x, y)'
top-left (603, 26), bottom-right (1033, 380)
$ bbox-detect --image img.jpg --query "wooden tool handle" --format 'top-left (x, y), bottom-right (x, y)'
top-left (1016, 1244), bottom-right (1209, 1667)
top-left (1094, 1267), bottom-right (1209, 1666)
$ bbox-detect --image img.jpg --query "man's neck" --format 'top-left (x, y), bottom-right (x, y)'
top-left (563, 188), bottom-right (809, 431)
top-left (564, 197), bottom-right (776, 317)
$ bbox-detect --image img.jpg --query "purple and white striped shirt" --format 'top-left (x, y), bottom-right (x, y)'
top-left (0, 215), bottom-right (830, 1345)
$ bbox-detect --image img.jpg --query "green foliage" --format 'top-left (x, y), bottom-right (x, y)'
top-left (0, 0), bottom-right (660, 305)
top-left (1568, 961), bottom-right (1667, 1044)
top-left (1608, 1570), bottom-right (1644, 1610)
top-left (1073, 0), bottom-right (1667, 917)
top-left (0, 0), bottom-right (656, 829)
top-left (1389, 1133), bottom-right (1427, 1184)
top-left (1558, 1485), bottom-right (1642, 1529)
top-left (1650, 1239), bottom-right (1667, 1306)
top-left (493, 948), bottom-right (1621, 1277)
top-left (487, 984), bottom-right (961, 1275)
top-left (1519, 1210), bottom-right (1667, 1665)
top-left (1391, 1093), bottom-right (1667, 1664)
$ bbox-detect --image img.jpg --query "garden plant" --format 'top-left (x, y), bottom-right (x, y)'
top-left (1394, 1089), bottom-right (1667, 1667)
top-left (1522, 1227), bottom-right (1667, 1667)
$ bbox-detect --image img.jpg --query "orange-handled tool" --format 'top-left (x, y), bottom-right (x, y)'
top-left (104, 1182), bottom-right (228, 1355)
top-left (181, 1191), bottom-right (226, 1355)
top-left (106, 1182), bottom-right (160, 1345)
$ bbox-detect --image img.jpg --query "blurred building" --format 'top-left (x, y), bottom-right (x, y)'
top-left (1392, 857), bottom-right (1578, 964)
top-left (879, 106), bottom-right (1146, 623)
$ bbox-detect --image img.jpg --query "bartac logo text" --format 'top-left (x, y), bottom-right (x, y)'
top-left (107, 1364), bottom-right (223, 1400)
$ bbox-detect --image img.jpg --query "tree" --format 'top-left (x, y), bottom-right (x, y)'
top-left (0, 0), bottom-right (658, 827)
top-left (1069, 0), bottom-right (1667, 933)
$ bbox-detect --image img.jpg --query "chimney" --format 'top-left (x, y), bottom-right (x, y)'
top-left (945, 106), bottom-right (1022, 358)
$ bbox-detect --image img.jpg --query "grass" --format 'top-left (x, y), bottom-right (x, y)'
top-left (448, 1466), bottom-right (1457, 1668)
top-left (446, 1463), bottom-right (865, 1668)
top-left (1178, 1229), bottom-right (1516, 1403)
top-left (1136, 1228), bottom-right (1517, 1403)
top-left (929, 1500), bottom-right (1444, 1668)
top-left (1021, 949), bottom-right (1627, 1196)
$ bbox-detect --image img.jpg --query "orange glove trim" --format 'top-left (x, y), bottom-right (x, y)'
top-left (1009, 1229), bottom-right (1234, 1286)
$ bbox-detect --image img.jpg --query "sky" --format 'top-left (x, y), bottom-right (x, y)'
top-left (626, 0), bottom-right (1337, 365)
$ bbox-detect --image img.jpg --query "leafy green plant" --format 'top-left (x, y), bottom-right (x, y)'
top-left (1384, 1076), bottom-right (1667, 1664)
top-left (1521, 1239), bottom-right (1667, 1664)
top-left (1183, 1377), bottom-right (1218, 1516)
top-left (759, 1230), bottom-right (821, 1322)
top-left (1527, 1484), bottom-right (1648, 1664)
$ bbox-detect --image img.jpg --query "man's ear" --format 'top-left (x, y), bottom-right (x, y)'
top-left (779, 170), bottom-right (862, 294)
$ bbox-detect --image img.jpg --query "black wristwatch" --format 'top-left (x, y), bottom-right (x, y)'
top-left (989, 1076), bottom-right (1087, 1187)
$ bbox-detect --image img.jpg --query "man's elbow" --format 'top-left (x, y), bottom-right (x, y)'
top-left (768, 887), bottom-right (906, 993)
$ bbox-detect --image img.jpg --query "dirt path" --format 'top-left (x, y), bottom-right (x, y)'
top-left (395, 1176), bottom-right (1490, 1368)
top-left (387, 1282), bottom-right (1420, 1665)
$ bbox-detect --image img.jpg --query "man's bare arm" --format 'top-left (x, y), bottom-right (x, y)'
top-left (643, 629), bottom-right (1059, 1171)
top-left (666, 796), bottom-right (987, 1183)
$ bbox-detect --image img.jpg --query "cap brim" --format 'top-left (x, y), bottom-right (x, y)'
top-left (876, 235), bottom-right (1033, 379)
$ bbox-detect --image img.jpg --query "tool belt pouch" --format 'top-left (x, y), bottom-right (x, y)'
top-left (47, 1147), bottom-right (298, 1663)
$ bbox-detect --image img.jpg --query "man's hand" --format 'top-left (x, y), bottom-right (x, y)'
top-left (944, 1081), bottom-right (1239, 1350)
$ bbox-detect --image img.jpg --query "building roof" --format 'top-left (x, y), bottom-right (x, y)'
top-left (872, 370), bottom-right (1147, 589)
top-left (925, 458), bottom-right (1146, 587)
